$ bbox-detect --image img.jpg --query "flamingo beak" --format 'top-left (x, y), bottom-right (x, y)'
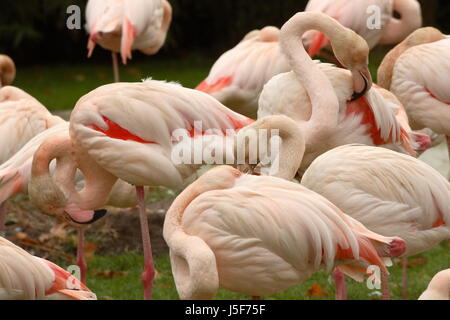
top-left (351, 68), bottom-right (373, 101)
top-left (64, 205), bottom-right (107, 225)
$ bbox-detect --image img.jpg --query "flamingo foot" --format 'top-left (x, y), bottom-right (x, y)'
top-left (136, 186), bottom-right (155, 300)
top-left (333, 268), bottom-right (347, 300)
top-left (401, 257), bottom-right (408, 300)
top-left (388, 237), bottom-right (406, 257)
top-left (77, 228), bottom-right (87, 284)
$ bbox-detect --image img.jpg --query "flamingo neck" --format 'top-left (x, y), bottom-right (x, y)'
top-left (66, 151), bottom-right (118, 210)
top-left (280, 12), bottom-right (340, 144)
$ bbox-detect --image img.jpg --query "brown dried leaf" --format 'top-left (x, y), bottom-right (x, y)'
top-left (84, 241), bottom-right (98, 260)
top-left (397, 257), bottom-right (428, 268)
top-left (306, 284), bottom-right (329, 297)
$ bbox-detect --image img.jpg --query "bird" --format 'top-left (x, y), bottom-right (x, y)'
top-left (418, 269), bottom-right (450, 300)
top-left (0, 55), bottom-right (16, 87)
top-left (258, 12), bottom-right (417, 175)
top-left (301, 144), bottom-right (450, 299)
top-left (303, 0), bottom-right (422, 58)
top-left (0, 236), bottom-right (96, 300)
top-left (86, 0), bottom-right (173, 82)
top-left (163, 165), bottom-right (406, 300)
top-left (0, 86), bottom-right (64, 164)
top-left (0, 121), bottom-right (145, 284)
top-left (196, 26), bottom-right (290, 118)
top-left (28, 79), bottom-right (303, 300)
top-left (377, 27), bottom-right (450, 172)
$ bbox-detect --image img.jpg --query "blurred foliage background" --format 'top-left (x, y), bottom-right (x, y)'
top-left (0, 0), bottom-right (449, 66)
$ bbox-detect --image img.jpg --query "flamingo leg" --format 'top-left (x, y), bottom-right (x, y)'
top-left (401, 256), bottom-right (408, 300)
top-left (447, 136), bottom-right (450, 172)
top-left (77, 228), bottom-right (87, 284)
top-left (136, 186), bottom-right (155, 300)
top-left (112, 52), bottom-right (120, 83)
top-left (333, 268), bottom-right (347, 300)
top-left (381, 270), bottom-right (390, 300)
top-left (0, 202), bottom-right (6, 237)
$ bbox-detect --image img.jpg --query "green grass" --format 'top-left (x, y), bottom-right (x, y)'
top-left (74, 241), bottom-right (449, 300)
top-left (13, 55), bottom-right (214, 111)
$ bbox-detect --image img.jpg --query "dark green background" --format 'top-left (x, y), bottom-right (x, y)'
top-left (0, 0), bottom-right (447, 65)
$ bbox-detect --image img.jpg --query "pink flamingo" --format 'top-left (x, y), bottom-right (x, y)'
top-left (0, 236), bottom-right (96, 300)
top-left (419, 269), bottom-right (450, 300)
top-left (196, 27), bottom-right (290, 118)
top-left (303, 0), bottom-right (422, 57)
top-left (258, 12), bottom-right (423, 175)
top-left (163, 165), bottom-right (405, 299)
top-left (0, 121), bottom-right (145, 284)
top-left (378, 27), bottom-right (450, 168)
top-left (86, 0), bottom-right (173, 82)
top-left (30, 81), bottom-right (304, 299)
top-left (0, 86), bottom-right (64, 237)
top-left (301, 144), bottom-right (450, 299)
top-left (0, 55), bottom-right (16, 87)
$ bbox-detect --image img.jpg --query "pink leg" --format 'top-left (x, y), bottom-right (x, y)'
top-left (112, 52), bottom-right (120, 83)
top-left (381, 270), bottom-right (390, 300)
top-left (77, 228), bottom-right (87, 285)
top-left (0, 202), bottom-right (6, 236)
top-left (402, 257), bottom-right (408, 300)
top-left (333, 268), bottom-right (347, 300)
top-left (447, 136), bottom-right (450, 165)
top-left (137, 186), bottom-right (155, 300)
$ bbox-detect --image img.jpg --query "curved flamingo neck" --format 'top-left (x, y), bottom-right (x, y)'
top-left (379, 0), bottom-right (422, 45)
top-left (67, 150), bottom-right (118, 210)
top-left (280, 12), bottom-right (340, 143)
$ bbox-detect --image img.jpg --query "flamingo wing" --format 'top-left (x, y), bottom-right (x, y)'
top-left (196, 29), bottom-right (289, 117)
top-left (121, 0), bottom-right (164, 63)
top-left (391, 38), bottom-right (450, 136)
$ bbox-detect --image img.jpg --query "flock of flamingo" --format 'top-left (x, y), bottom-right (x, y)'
top-left (0, 0), bottom-right (449, 301)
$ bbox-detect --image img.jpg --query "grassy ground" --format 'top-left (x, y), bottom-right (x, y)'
top-left (11, 54), bottom-right (450, 300)
top-left (81, 241), bottom-right (449, 300)
top-left (13, 55), bottom-right (214, 111)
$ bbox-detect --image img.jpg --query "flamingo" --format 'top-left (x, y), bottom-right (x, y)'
top-left (196, 27), bottom-right (290, 118)
top-left (301, 144), bottom-right (450, 299)
top-left (163, 165), bottom-right (406, 300)
top-left (29, 79), bottom-right (304, 299)
top-left (0, 55), bottom-right (16, 87)
top-left (303, 0), bottom-right (422, 57)
top-left (258, 12), bottom-right (421, 175)
top-left (0, 86), bottom-right (64, 237)
top-left (0, 236), bottom-right (96, 300)
top-left (0, 121), bottom-right (145, 284)
top-left (0, 86), bottom-right (64, 164)
top-left (377, 27), bottom-right (450, 171)
top-left (418, 269), bottom-right (450, 300)
top-left (86, 0), bottom-right (173, 82)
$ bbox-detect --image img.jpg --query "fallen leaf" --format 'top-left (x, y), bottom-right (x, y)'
top-left (396, 257), bottom-right (427, 268)
top-left (84, 241), bottom-right (98, 260)
top-left (306, 284), bottom-right (328, 297)
top-left (50, 223), bottom-right (68, 239)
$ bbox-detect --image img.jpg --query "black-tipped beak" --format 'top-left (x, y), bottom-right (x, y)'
top-left (351, 71), bottom-right (370, 102)
top-left (69, 209), bottom-right (107, 225)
